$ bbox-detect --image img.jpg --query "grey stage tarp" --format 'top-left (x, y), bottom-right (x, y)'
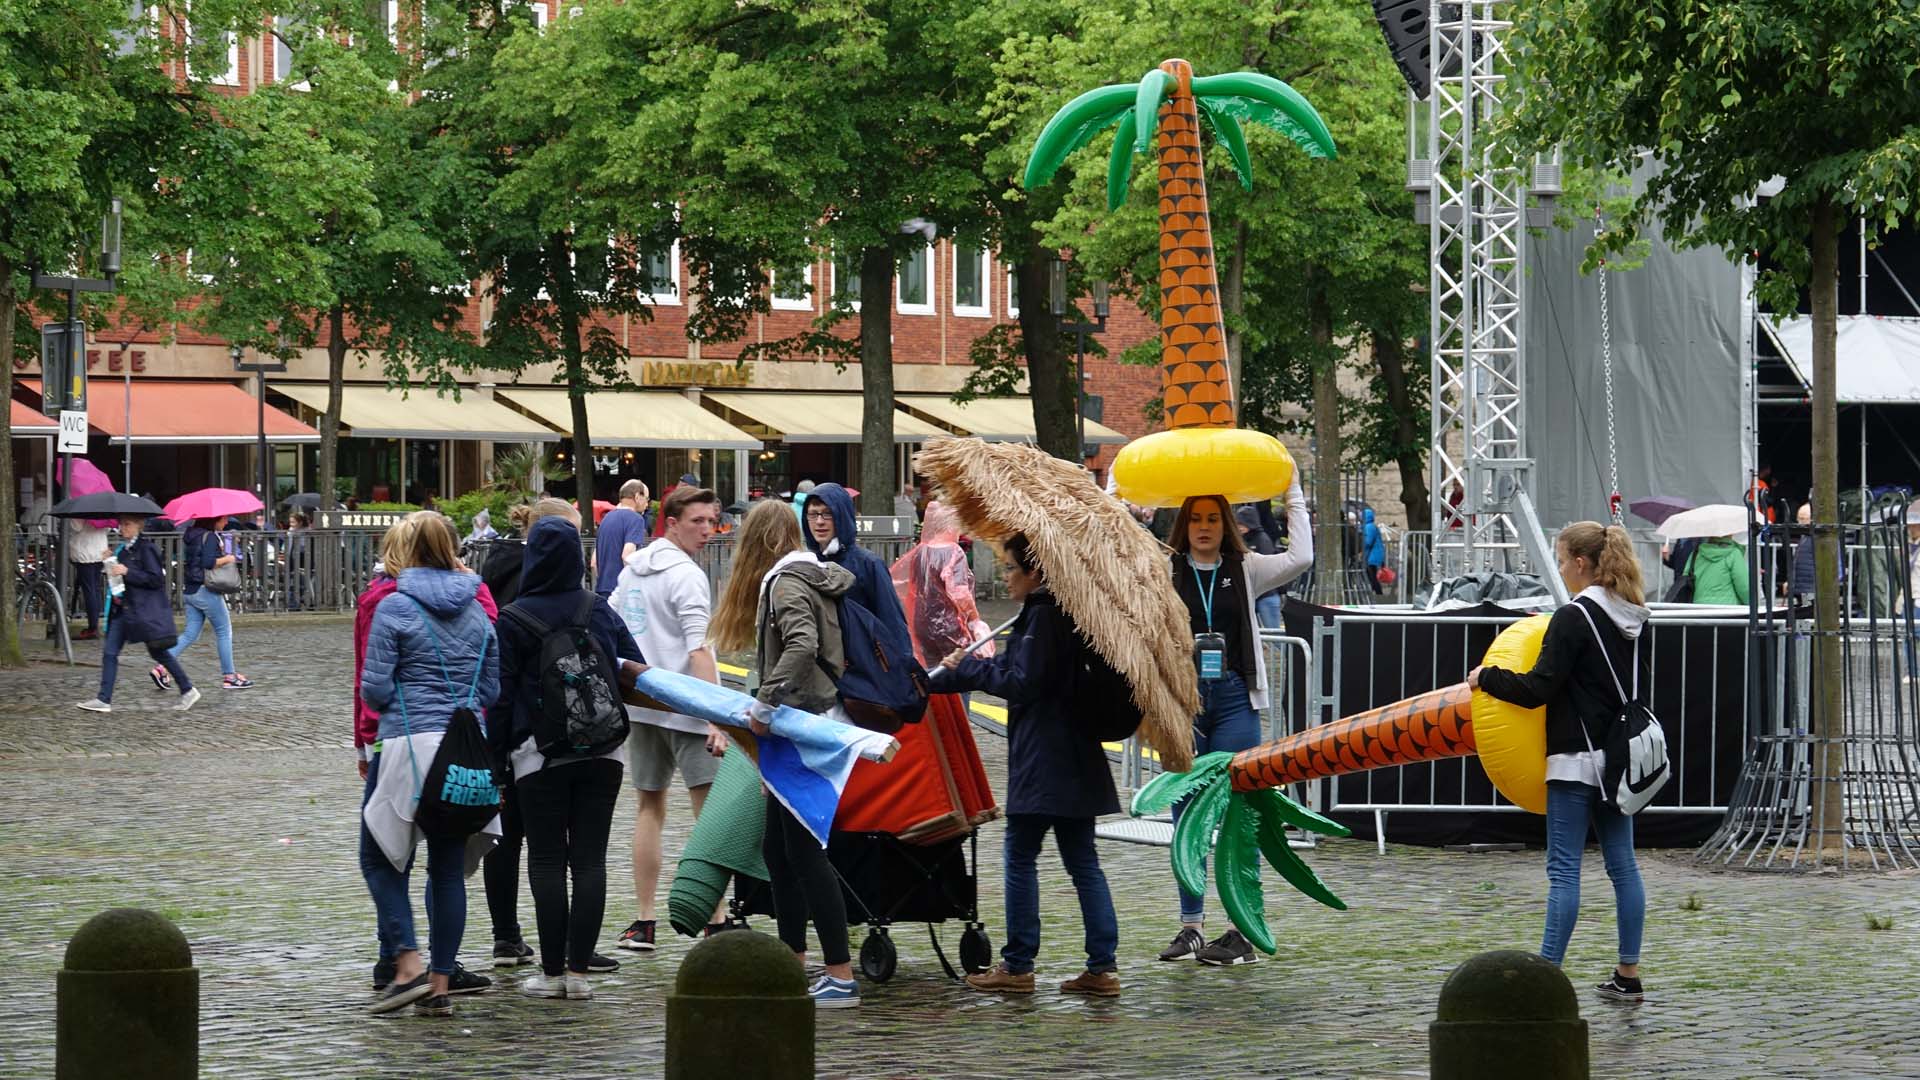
top-left (1524, 222), bottom-right (1750, 530)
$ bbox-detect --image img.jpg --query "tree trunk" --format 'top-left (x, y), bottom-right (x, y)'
top-left (1308, 277), bottom-right (1343, 605)
top-left (857, 244), bottom-right (895, 517)
top-left (1808, 199), bottom-right (1847, 860)
top-left (320, 305), bottom-right (346, 512)
top-left (1221, 218), bottom-right (1248, 400)
top-left (1372, 327), bottom-right (1430, 530)
top-left (1016, 241), bottom-right (1077, 462)
top-left (551, 235), bottom-right (595, 527)
top-left (0, 255), bottom-right (23, 667)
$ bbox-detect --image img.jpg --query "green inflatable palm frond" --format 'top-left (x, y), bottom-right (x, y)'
top-left (1191, 71), bottom-right (1337, 160)
top-left (1022, 83), bottom-right (1135, 190)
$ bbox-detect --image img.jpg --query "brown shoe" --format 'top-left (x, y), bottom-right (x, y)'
top-left (1059, 970), bottom-right (1121, 997)
top-left (964, 964), bottom-right (1035, 994)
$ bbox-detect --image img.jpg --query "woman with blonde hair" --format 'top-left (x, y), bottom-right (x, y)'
top-left (1470, 521), bottom-right (1652, 1002)
top-left (710, 500), bottom-right (862, 1009)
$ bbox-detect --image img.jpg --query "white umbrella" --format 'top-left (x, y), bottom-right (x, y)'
top-left (1656, 503), bottom-right (1749, 541)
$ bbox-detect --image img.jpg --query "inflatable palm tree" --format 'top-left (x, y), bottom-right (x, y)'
top-left (1024, 59), bottom-right (1335, 505)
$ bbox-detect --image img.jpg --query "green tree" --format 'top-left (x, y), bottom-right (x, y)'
top-left (0, 0), bottom-right (250, 664)
top-left (1501, 0), bottom-right (1920, 856)
top-left (593, 0), bottom-right (989, 514)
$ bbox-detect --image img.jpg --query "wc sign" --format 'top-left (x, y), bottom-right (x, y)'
top-left (58, 410), bottom-right (89, 453)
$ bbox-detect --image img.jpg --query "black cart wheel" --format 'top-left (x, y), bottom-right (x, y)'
top-left (959, 923), bottom-right (992, 974)
top-left (859, 927), bottom-right (898, 982)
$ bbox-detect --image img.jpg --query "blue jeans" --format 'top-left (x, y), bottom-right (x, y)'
top-left (359, 754), bottom-right (467, 975)
top-left (1171, 672), bottom-right (1263, 923)
top-left (1254, 593), bottom-right (1282, 631)
top-left (97, 613), bottom-right (192, 704)
top-left (1001, 814), bottom-right (1117, 975)
top-left (1541, 780), bottom-right (1645, 967)
top-left (170, 589), bottom-right (235, 676)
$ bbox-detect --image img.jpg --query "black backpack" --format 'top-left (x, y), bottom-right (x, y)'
top-left (396, 599), bottom-right (500, 840)
top-left (1073, 634), bottom-right (1142, 744)
top-left (763, 570), bottom-right (928, 734)
top-left (502, 595), bottom-right (629, 758)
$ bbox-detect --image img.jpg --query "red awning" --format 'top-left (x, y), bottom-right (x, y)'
top-left (21, 380), bottom-right (318, 445)
top-left (10, 401), bottom-right (57, 436)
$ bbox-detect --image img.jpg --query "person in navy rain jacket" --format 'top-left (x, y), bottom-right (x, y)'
top-left (75, 514), bottom-right (196, 714)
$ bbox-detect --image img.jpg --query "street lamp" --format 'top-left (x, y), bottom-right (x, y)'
top-left (1049, 257), bottom-right (1110, 463)
top-left (232, 342), bottom-right (288, 507)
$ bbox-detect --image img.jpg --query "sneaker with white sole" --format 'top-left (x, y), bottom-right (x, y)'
top-left (520, 973), bottom-right (566, 999)
top-left (586, 952), bottom-right (619, 973)
top-left (809, 974), bottom-right (860, 1009)
top-left (1196, 928), bottom-right (1259, 966)
top-left (1595, 971), bottom-right (1645, 1003)
top-left (75, 699), bottom-right (112, 714)
top-left (447, 963), bottom-right (491, 995)
top-left (369, 973), bottom-right (432, 1015)
top-left (173, 688), bottom-right (202, 712)
top-left (1157, 926), bottom-right (1205, 962)
top-left (149, 665), bottom-right (172, 691)
top-left (616, 919), bottom-right (656, 951)
top-left (221, 673), bottom-right (254, 690)
top-left (563, 974), bottom-right (592, 1000)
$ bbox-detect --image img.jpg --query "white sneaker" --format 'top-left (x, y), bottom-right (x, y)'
top-left (519, 973), bottom-right (566, 999)
top-left (75, 698), bottom-right (112, 713)
top-left (173, 687), bottom-right (202, 712)
top-left (563, 974), bottom-right (592, 1000)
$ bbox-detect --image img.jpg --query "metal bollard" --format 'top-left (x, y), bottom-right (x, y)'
top-left (1429, 950), bottom-right (1588, 1080)
top-left (666, 929), bottom-right (813, 1080)
top-left (57, 908), bottom-right (198, 1080)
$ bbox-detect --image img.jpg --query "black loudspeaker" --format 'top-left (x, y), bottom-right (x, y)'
top-left (1372, 0), bottom-right (1431, 98)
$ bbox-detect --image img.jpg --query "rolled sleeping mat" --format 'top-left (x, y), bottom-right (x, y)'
top-left (667, 748), bottom-right (770, 938)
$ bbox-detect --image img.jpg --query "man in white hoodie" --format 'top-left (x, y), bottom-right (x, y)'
top-left (608, 485), bottom-right (728, 951)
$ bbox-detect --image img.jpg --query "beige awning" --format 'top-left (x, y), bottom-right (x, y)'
top-left (273, 384), bottom-right (560, 442)
top-left (701, 392), bottom-right (946, 444)
top-left (495, 388), bottom-right (761, 450)
top-left (897, 394), bottom-right (1128, 444)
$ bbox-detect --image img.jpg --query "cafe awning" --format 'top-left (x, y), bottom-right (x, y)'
top-left (897, 394), bottom-right (1129, 444)
top-left (10, 401), bottom-right (57, 437)
top-left (273, 383), bottom-right (559, 442)
top-left (701, 392), bottom-right (946, 444)
top-left (495, 388), bottom-right (761, 450)
top-left (22, 379), bottom-right (318, 444)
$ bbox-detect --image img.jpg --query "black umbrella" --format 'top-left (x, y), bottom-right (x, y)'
top-left (50, 492), bottom-right (164, 518)
top-left (281, 492), bottom-right (323, 509)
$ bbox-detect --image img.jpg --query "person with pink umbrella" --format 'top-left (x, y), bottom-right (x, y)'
top-left (151, 489), bottom-right (264, 692)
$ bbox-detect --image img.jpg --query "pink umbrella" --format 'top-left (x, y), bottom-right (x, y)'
top-left (55, 458), bottom-right (120, 528)
top-left (163, 487), bottom-right (265, 524)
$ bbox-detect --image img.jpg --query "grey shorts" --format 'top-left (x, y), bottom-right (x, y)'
top-left (627, 723), bottom-right (720, 791)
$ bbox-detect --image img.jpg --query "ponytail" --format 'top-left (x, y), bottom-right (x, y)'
top-left (1558, 520), bottom-right (1646, 606)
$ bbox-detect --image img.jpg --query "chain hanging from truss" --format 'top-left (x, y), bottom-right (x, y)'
top-left (1598, 219), bottom-right (1622, 524)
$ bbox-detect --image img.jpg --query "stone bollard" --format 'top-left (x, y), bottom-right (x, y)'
top-left (57, 908), bottom-right (198, 1080)
top-left (665, 929), bottom-right (812, 1080)
top-left (1429, 950), bottom-right (1587, 1080)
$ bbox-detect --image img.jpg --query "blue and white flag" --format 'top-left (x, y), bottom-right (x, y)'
top-left (630, 668), bottom-right (897, 846)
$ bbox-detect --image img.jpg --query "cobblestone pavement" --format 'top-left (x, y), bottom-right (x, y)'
top-left (4, 622), bottom-right (1920, 1079)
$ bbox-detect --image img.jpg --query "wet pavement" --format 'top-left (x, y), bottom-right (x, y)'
top-left (3, 620), bottom-right (1919, 1078)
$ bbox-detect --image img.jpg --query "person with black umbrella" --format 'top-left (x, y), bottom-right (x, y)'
top-left (74, 509), bottom-right (197, 714)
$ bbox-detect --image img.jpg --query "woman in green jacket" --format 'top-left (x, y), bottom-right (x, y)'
top-left (1685, 537), bottom-right (1750, 605)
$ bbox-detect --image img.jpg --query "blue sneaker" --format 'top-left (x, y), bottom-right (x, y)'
top-left (809, 974), bottom-right (860, 1009)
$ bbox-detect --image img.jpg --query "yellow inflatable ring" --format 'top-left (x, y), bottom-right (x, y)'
top-left (1112, 428), bottom-right (1295, 509)
top-left (1471, 614), bottom-right (1551, 815)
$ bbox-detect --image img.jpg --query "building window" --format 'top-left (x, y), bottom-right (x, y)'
top-left (187, 3), bottom-right (240, 85)
top-left (770, 262), bottom-right (813, 311)
top-left (896, 243), bottom-right (932, 315)
top-left (1007, 269), bottom-right (1021, 319)
top-left (272, 15), bottom-right (310, 88)
top-left (830, 251), bottom-right (861, 312)
top-left (953, 243), bottom-right (989, 317)
top-left (640, 240), bottom-right (680, 305)
top-left (114, 0), bottom-right (153, 57)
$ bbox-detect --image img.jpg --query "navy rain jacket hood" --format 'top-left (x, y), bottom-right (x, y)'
top-left (802, 482), bottom-right (910, 629)
top-left (489, 517), bottom-right (644, 759)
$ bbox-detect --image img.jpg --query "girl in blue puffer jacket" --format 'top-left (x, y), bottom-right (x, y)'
top-left (359, 512), bottom-right (500, 1018)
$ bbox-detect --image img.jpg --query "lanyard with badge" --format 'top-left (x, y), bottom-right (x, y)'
top-left (1190, 560), bottom-right (1227, 681)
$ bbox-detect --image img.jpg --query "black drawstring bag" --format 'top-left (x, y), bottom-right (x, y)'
top-left (398, 599), bottom-right (500, 840)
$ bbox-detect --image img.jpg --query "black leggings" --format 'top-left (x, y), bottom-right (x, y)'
top-left (482, 778), bottom-right (525, 944)
top-left (518, 758), bottom-right (624, 976)
top-left (761, 798), bottom-right (850, 967)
